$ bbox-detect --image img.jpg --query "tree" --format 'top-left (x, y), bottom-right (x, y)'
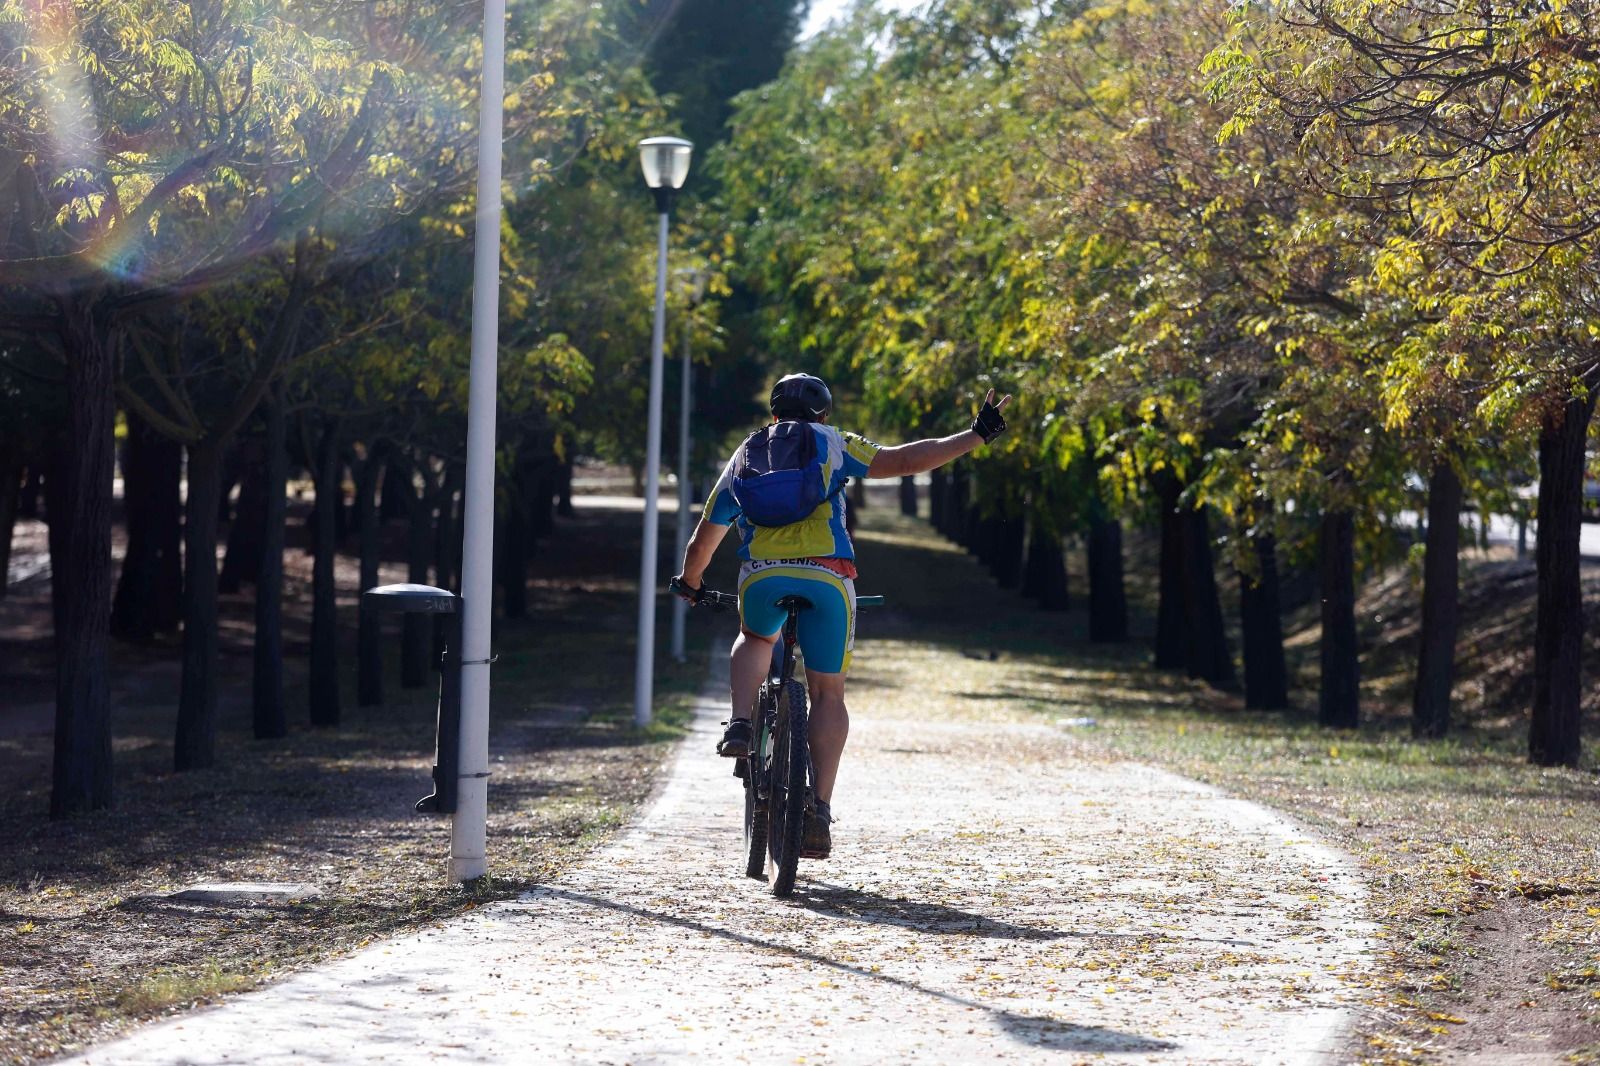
top-left (640, 0), bottom-right (808, 152)
top-left (0, 0), bottom-right (446, 800)
top-left (1023, 0), bottom-right (1396, 706)
top-left (1222, 0), bottom-right (1600, 762)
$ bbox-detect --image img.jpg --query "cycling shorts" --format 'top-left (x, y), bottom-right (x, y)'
top-left (737, 559), bottom-right (857, 675)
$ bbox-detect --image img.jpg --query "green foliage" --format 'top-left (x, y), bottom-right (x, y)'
top-left (1214, 0), bottom-right (1600, 432)
top-left (640, 0), bottom-right (808, 152)
top-left (716, 0), bottom-right (1567, 569)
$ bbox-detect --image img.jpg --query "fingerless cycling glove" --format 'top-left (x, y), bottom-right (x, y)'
top-left (971, 396), bottom-right (1007, 444)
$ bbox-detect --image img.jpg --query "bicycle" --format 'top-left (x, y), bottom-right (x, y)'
top-left (669, 577), bottom-right (883, 898)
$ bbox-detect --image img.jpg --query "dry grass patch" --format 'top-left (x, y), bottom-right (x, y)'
top-left (0, 503), bottom-right (735, 1065)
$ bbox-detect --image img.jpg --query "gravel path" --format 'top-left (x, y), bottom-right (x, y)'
top-left (64, 653), bottom-right (1375, 1065)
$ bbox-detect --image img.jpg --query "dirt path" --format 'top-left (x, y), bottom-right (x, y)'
top-left (61, 643), bottom-right (1374, 1066)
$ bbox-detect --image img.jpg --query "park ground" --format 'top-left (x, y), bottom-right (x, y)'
top-left (2, 481), bottom-right (1598, 1064)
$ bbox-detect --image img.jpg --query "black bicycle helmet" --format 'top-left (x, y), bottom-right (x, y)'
top-left (769, 373), bottom-right (832, 422)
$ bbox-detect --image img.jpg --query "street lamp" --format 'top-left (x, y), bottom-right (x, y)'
top-left (634, 135), bottom-right (692, 727)
top-left (671, 267), bottom-right (708, 664)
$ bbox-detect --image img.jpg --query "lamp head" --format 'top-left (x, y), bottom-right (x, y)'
top-left (639, 136), bottom-right (693, 190)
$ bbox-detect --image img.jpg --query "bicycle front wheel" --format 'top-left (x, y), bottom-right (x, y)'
top-left (766, 678), bottom-right (809, 897)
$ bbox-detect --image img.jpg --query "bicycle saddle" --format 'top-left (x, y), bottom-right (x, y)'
top-left (774, 595), bottom-right (814, 611)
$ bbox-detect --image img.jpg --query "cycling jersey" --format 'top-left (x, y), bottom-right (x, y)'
top-left (703, 423), bottom-right (879, 562)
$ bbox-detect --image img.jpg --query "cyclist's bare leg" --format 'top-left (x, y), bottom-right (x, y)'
top-left (806, 670), bottom-right (848, 804)
top-left (729, 627), bottom-right (777, 721)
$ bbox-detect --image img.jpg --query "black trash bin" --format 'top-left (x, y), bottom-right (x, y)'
top-left (362, 583), bottom-right (462, 814)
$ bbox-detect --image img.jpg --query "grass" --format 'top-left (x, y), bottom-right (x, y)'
top-left (114, 963), bottom-right (257, 1016)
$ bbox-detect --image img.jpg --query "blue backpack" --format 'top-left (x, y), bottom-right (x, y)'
top-left (730, 421), bottom-right (837, 527)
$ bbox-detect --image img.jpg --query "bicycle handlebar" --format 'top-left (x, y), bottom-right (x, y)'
top-left (669, 577), bottom-right (737, 611)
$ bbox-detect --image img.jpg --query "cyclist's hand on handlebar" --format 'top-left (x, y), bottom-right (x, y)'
top-left (971, 387), bottom-right (1012, 444)
top-left (669, 575), bottom-right (704, 604)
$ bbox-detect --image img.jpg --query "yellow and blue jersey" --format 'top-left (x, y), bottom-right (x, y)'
top-left (704, 423), bottom-right (880, 561)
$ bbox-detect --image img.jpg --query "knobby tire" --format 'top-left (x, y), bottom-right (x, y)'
top-left (742, 693), bottom-right (769, 880)
top-left (767, 678), bottom-right (809, 897)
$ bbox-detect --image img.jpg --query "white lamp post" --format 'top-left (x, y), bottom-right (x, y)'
top-left (450, 0), bottom-right (507, 882)
top-left (671, 268), bottom-right (708, 664)
top-left (634, 136), bottom-right (692, 727)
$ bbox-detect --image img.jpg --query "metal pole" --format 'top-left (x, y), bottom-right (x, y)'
top-left (670, 323), bottom-right (692, 662)
top-left (450, 0), bottom-right (505, 883)
top-left (634, 210), bottom-right (670, 726)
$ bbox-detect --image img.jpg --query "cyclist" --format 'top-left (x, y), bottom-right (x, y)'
top-left (672, 373), bottom-right (1010, 857)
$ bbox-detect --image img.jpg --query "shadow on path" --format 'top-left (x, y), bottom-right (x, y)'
top-left (792, 880), bottom-right (1084, 941)
top-left (519, 886), bottom-right (1179, 1055)
top-left (792, 881), bottom-right (1263, 950)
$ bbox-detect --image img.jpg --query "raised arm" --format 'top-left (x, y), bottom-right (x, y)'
top-left (866, 389), bottom-right (1012, 479)
top-left (867, 431), bottom-right (983, 478)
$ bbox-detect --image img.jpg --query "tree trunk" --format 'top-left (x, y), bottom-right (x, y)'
top-left (899, 475), bottom-right (918, 518)
top-left (1153, 473), bottom-right (1185, 669)
top-left (928, 467), bottom-right (946, 530)
top-left (174, 441), bottom-right (225, 771)
top-left (433, 465), bottom-right (462, 664)
top-left (983, 514), bottom-right (1002, 567)
top-left (150, 432), bottom-right (183, 632)
top-left (950, 468), bottom-right (971, 544)
top-left (993, 516), bottom-right (1026, 589)
top-left (1086, 514), bottom-right (1128, 642)
top-left (1180, 506), bottom-right (1235, 690)
top-left (50, 301), bottom-right (116, 816)
top-left (498, 488), bottom-right (528, 620)
top-left (530, 458), bottom-right (556, 542)
top-left (112, 415), bottom-right (183, 639)
top-left (1529, 380), bottom-right (1599, 767)
top-left (1318, 508), bottom-right (1360, 729)
top-left (555, 459), bottom-right (574, 517)
top-left (1022, 522), bottom-right (1048, 602)
top-left (380, 460), bottom-right (410, 523)
top-left (111, 416), bottom-right (156, 638)
top-left (253, 393), bottom-right (288, 740)
top-left (356, 448), bottom-right (387, 707)
top-left (309, 424), bottom-right (342, 727)
top-left (400, 459), bottom-right (433, 690)
top-left (1239, 534), bottom-right (1289, 711)
top-left (973, 514), bottom-right (996, 567)
top-left (1412, 462), bottom-right (1462, 738)
top-left (334, 460), bottom-right (354, 545)
top-left (45, 449), bottom-right (70, 642)
top-left (435, 470), bottom-right (461, 592)
top-left (0, 454), bottom-right (20, 600)
top-left (19, 465), bottom-right (41, 517)
top-left (1024, 525), bottom-right (1070, 610)
top-left (218, 446), bottom-right (265, 593)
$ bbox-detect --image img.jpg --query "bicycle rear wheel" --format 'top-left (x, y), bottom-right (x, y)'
top-left (766, 678), bottom-right (809, 897)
